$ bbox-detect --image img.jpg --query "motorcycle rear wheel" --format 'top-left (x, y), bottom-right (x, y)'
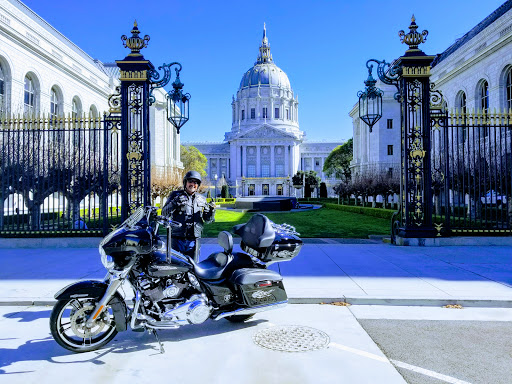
top-left (224, 314), bottom-right (255, 323)
top-left (50, 297), bottom-right (118, 353)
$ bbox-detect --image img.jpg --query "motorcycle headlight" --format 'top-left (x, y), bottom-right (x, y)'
top-left (99, 245), bottom-right (115, 270)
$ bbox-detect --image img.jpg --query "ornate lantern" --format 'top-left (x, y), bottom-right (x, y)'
top-left (358, 65), bottom-right (383, 132)
top-left (167, 72), bottom-right (190, 134)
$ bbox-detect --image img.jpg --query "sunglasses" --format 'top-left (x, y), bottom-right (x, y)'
top-left (187, 179), bottom-right (200, 185)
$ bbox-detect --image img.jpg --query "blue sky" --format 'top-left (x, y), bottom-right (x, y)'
top-left (22, 0), bottom-right (506, 143)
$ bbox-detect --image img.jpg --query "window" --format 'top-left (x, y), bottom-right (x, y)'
top-left (277, 184), bottom-right (283, 195)
top-left (275, 164), bottom-right (284, 177)
top-left (50, 88), bottom-right (59, 120)
top-left (262, 184), bottom-right (269, 195)
top-left (251, 108), bottom-right (255, 119)
top-left (315, 159), bottom-right (320, 167)
top-left (247, 164), bottom-right (256, 177)
top-left (286, 109), bottom-right (289, 120)
top-left (387, 145), bottom-right (393, 156)
top-left (0, 64), bottom-right (4, 112)
top-left (480, 80), bottom-right (489, 114)
top-left (262, 107), bottom-right (268, 119)
top-left (241, 109), bottom-right (245, 120)
top-left (388, 168), bottom-right (393, 178)
top-left (387, 119), bottom-right (393, 129)
top-left (275, 107), bottom-right (279, 119)
top-left (24, 75), bottom-right (35, 114)
top-left (506, 69), bottom-right (512, 110)
top-left (248, 184), bottom-right (255, 196)
top-left (457, 91), bottom-right (467, 143)
top-left (261, 164), bottom-right (270, 177)
top-left (479, 81), bottom-right (489, 136)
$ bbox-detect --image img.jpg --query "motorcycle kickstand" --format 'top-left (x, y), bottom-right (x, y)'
top-left (148, 329), bottom-right (165, 354)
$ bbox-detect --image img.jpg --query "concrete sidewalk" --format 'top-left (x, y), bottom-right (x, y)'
top-left (1, 239), bottom-right (511, 307)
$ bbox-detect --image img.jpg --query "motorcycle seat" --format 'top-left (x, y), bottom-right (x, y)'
top-left (194, 252), bottom-right (231, 280)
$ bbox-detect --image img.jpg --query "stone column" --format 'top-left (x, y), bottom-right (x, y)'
top-left (270, 145), bottom-right (275, 177)
top-left (256, 145), bottom-right (261, 177)
top-left (242, 145), bottom-right (247, 177)
top-left (284, 145), bottom-right (290, 176)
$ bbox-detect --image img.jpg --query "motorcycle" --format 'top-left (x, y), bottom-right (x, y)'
top-left (49, 206), bottom-right (303, 353)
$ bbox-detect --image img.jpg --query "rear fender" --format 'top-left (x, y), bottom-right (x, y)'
top-left (54, 280), bottom-right (127, 332)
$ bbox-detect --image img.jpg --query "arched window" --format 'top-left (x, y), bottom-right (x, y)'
top-left (50, 88), bottom-right (60, 120)
top-left (0, 64), bottom-right (5, 113)
top-left (478, 80), bottom-right (489, 137)
top-left (456, 91), bottom-right (466, 113)
top-left (506, 68), bottom-right (512, 111)
top-left (24, 75), bottom-right (35, 115)
top-left (72, 97), bottom-right (82, 118)
top-left (456, 91), bottom-right (467, 143)
top-left (479, 80), bottom-right (489, 114)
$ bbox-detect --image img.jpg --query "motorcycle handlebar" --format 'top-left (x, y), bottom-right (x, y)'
top-left (155, 215), bottom-right (182, 229)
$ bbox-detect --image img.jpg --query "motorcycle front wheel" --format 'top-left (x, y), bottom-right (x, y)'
top-left (50, 297), bottom-right (118, 353)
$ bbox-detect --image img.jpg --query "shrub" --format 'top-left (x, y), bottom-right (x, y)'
top-left (323, 203), bottom-right (395, 220)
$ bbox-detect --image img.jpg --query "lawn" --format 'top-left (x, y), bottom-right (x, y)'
top-left (202, 206), bottom-right (391, 238)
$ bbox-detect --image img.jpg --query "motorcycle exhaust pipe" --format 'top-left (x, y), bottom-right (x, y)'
top-left (213, 300), bottom-right (288, 321)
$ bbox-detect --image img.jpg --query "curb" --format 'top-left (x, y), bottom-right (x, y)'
top-left (3, 297), bottom-right (512, 308)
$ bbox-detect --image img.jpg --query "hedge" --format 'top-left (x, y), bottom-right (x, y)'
top-left (323, 203), bottom-right (396, 220)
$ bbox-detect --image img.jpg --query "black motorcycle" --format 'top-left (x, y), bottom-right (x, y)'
top-left (50, 206), bottom-right (302, 353)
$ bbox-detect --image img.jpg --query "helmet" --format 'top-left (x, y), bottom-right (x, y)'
top-left (183, 170), bottom-right (202, 187)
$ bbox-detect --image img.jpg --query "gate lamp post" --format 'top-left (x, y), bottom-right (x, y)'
top-left (357, 59), bottom-right (401, 132)
top-left (149, 62), bottom-right (191, 133)
top-left (167, 71), bottom-right (190, 134)
top-left (214, 174), bottom-right (218, 202)
top-left (357, 65), bottom-right (383, 132)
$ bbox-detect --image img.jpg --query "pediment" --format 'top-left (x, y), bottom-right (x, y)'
top-left (236, 124), bottom-right (297, 140)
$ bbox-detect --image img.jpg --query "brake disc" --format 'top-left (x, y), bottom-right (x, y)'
top-left (70, 305), bottom-right (108, 338)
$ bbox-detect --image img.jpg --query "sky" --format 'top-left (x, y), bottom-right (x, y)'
top-left (21, 0), bottom-right (507, 143)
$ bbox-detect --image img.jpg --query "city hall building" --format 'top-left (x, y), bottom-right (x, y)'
top-left (188, 26), bottom-right (343, 197)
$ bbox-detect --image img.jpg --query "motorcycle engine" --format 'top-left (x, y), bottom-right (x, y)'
top-left (137, 273), bottom-right (189, 302)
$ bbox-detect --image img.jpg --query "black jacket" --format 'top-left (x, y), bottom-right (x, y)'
top-left (161, 190), bottom-right (215, 238)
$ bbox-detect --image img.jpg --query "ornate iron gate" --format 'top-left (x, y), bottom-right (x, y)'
top-left (430, 109), bottom-right (512, 236)
top-left (0, 113), bottom-right (122, 236)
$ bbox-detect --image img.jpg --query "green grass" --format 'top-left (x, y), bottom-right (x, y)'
top-left (202, 206), bottom-right (391, 238)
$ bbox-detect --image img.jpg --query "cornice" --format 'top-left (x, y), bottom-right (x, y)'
top-left (0, 26), bottom-right (111, 97)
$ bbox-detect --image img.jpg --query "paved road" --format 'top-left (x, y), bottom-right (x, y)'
top-left (2, 304), bottom-right (512, 384)
top-left (352, 305), bottom-right (512, 384)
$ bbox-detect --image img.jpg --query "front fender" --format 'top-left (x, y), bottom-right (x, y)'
top-left (54, 280), bottom-right (127, 332)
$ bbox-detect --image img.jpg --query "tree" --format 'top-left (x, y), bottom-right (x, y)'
top-left (292, 170), bottom-right (320, 197)
top-left (180, 145), bottom-right (207, 177)
top-left (323, 138), bottom-right (353, 181)
top-left (320, 182), bottom-right (327, 198)
top-left (151, 167), bottom-right (182, 206)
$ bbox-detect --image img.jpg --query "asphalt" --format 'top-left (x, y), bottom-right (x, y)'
top-left (0, 237), bottom-right (511, 307)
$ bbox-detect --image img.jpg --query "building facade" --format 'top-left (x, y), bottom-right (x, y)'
top-left (350, 1), bottom-right (512, 177)
top-left (0, 0), bottom-right (181, 174)
top-left (188, 25), bottom-right (343, 197)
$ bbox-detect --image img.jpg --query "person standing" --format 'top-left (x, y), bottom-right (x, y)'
top-left (161, 170), bottom-right (215, 262)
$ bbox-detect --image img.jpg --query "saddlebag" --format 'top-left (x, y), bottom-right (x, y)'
top-left (229, 268), bottom-right (287, 307)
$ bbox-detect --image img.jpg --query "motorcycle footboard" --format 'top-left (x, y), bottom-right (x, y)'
top-left (229, 268), bottom-right (287, 307)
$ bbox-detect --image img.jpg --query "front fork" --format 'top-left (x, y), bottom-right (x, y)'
top-left (85, 272), bottom-right (124, 328)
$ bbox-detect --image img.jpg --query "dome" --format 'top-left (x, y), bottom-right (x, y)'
top-left (239, 63), bottom-right (291, 91)
top-left (238, 23), bottom-right (291, 91)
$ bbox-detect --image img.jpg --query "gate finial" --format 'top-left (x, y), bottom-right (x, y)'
top-left (121, 21), bottom-right (150, 57)
top-left (399, 15), bottom-right (428, 54)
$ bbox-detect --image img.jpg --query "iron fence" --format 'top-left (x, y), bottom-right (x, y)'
top-left (0, 113), bottom-right (121, 236)
top-left (431, 109), bottom-right (512, 235)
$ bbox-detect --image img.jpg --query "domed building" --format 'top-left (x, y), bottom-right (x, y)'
top-left (188, 25), bottom-right (342, 197)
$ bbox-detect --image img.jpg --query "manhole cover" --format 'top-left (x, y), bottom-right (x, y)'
top-left (253, 325), bottom-right (330, 352)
